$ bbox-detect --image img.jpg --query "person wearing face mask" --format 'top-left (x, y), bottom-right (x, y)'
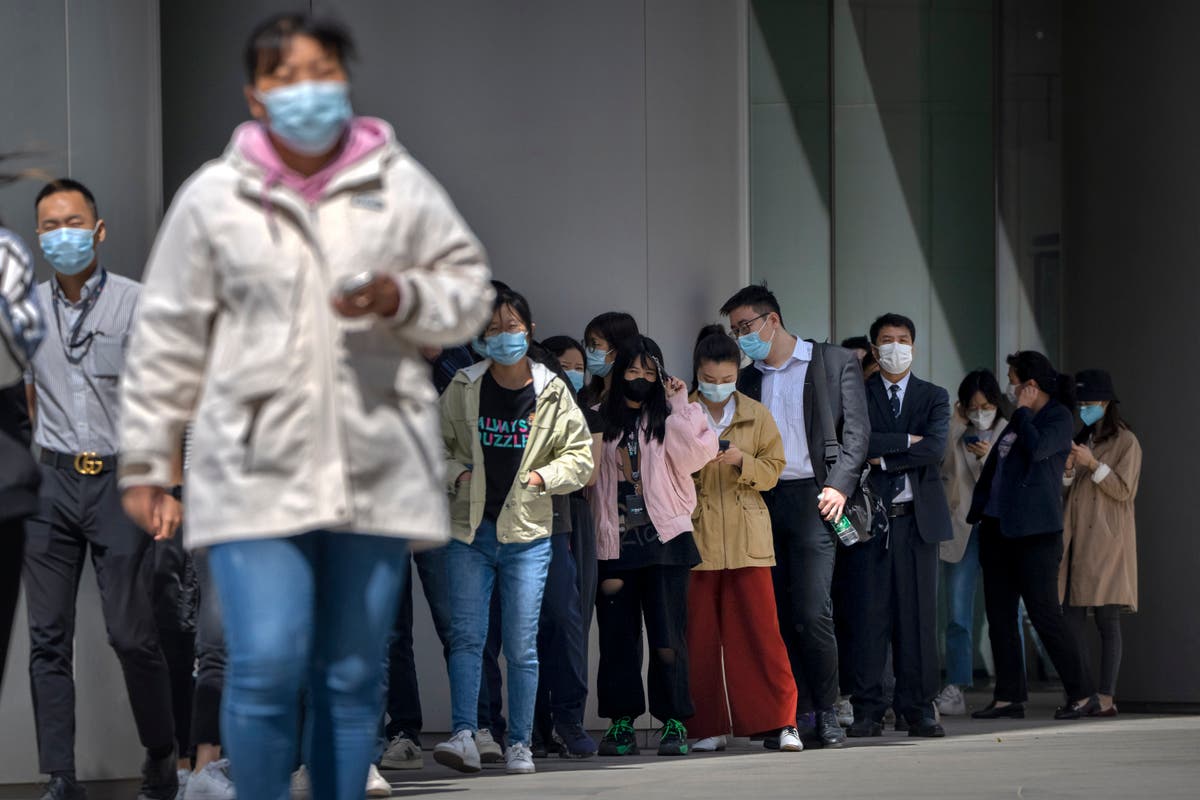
top-left (437, 287), bottom-right (594, 776)
top-left (967, 352), bottom-right (1099, 721)
top-left (842, 314), bottom-right (952, 739)
top-left (1060, 370), bottom-right (1140, 718)
top-left (935, 369), bottom-right (1007, 717)
top-left (590, 336), bottom-right (718, 758)
top-left (684, 327), bottom-right (799, 753)
top-left (580, 312), bottom-right (640, 407)
top-left (118, 14), bottom-right (494, 800)
top-left (21, 178), bottom-right (181, 800)
top-left (720, 284), bottom-right (868, 749)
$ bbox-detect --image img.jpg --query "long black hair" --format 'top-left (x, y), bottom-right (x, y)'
top-left (600, 335), bottom-right (669, 445)
top-left (1007, 351), bottom-right (1075, 408)
top-left (691, 324), bottom-right (740, 392)
top-left (581, 311), bottom-right (640, 406)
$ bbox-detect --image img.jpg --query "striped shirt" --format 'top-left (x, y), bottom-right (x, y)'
top-left (0, 227), bottom-right (46, 384)
top-left (25, 268), bottom-right (140, 455)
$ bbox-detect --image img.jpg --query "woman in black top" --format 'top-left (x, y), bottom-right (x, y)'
top-left (968, 351), bottom-right (1098, 721)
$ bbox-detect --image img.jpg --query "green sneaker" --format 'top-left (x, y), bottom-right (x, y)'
top-left (599, 717), bottom-right (639, 756)
top-left (657, 719), bottom-right (690, 756)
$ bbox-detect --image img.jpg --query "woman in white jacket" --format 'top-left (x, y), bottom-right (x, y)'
top-left (118, 14), bottom-right (492, 800)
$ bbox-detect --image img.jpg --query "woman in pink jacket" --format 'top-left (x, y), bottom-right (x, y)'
top-left (590, 336), bottom-right (718, 757)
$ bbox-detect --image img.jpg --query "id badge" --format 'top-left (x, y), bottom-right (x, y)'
top-left (624, 493), bottom-right (649, 528)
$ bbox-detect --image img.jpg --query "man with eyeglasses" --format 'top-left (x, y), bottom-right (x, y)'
top-left (23, 179), bottom-right (178, 800)
top-left (720, 284), bottom-right (868, 750)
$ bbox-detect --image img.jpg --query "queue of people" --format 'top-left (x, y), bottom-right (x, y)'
top-left (0, 11), bottom-right (1143, 800)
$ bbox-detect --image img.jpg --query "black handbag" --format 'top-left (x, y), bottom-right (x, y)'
top-left (808, 343), bottom-right (886, 543)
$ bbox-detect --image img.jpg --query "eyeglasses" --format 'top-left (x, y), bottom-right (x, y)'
top-left (729, 313), bottom-right (769, 338)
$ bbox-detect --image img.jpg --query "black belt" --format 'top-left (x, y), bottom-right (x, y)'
top-left (888, 502), bottom-right (914, 519)
top-left (776, 477), bottom-right (818, 488)
top-left (40, 449), bottom-right (116, 476)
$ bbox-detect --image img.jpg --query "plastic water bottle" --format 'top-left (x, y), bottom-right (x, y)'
top-left (820, 490), bottom-right (861, 545)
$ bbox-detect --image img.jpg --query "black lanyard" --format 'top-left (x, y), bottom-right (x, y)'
top-left (52, 269), bottom-right (108, 364)
top-left (624, 432), bottom-right (643, 492)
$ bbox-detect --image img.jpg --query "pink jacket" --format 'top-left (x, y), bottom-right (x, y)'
top-left (590, 391), bottom-right (719, 560)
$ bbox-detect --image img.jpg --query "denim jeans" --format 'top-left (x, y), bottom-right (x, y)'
top-left (209, 531), bottom-right (408, 800)
top-left (446, 520), bottom-right (551, 746)
top-left (942, 525), bottom-right (980, 687)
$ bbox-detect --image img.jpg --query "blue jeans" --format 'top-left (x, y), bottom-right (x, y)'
top-left (209, 532), bottom-right (408, 800)
top-left (446, 520), bottom-right (551, 746)
top-left (942, 525), bottom-right (980, 687)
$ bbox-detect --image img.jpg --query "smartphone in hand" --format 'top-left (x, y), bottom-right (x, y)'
top-left (337, 271), bottom-right (375, 299)
top-left (718, 439), bottom-right (731, 452)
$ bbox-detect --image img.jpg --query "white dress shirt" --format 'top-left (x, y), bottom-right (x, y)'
top-left (880, 372), bottom-right (914, 502)
top-left (703, 395), bottom-right (736, 436)
top-left (756, 336), bottom-right (814, 480)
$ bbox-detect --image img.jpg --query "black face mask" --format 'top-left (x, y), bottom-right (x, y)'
top-left (625, 378), bottom-right (655, 402)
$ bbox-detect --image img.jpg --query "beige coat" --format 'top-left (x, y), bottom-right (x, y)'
top-left (940, 411), bottom-right (1006, 563)
top-left (1060, 427), bottom-right (1141, 611)
top-left (119, 122), bottom-right (494, 548)
top-left (689, 392), bottom-right (786, 571)
top-left (441, 360), bottom-right (593, 545)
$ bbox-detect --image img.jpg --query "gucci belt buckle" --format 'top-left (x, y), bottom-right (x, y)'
top-left (73, 452), bottom-right (103, 476)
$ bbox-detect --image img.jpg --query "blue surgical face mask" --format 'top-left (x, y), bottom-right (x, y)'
top-left (39, 225), bottom-right (98, 276)
top-left (481, 331), bottom-right (529, 366)
top-left (586, 347), bottom-right (613, 378)
top-left (737, 319), bottom-right (775, 362)
top-left (565, 369), bottom-right (585, 392)
top-left (698, 381), bottom-right (737, 404)
top-left (258, 80), bottom-right (353, 156)
top-left (1079, 404), bottom-right (1105, 427)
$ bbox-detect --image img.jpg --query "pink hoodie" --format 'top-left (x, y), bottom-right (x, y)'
top-left (234, 117), bottom-right (389, 205)
top-left (589, 391), bottom-right (719, 560)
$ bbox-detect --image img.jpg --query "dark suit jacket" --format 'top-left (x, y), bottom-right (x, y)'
top-left (737, 341), bottom-right (869, 498)
top-left (967, 400), bottom-right (1073, 538)
top-left (865, 373), bottom-right (953, 544)
top-left (0, 382), bottom-right (38, 523)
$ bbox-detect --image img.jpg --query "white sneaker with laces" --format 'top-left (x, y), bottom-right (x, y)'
top-left (381, 736), bottom-right (424, 770)
top-left (692, 736), bottom-right (727, 752)
top-left (366, 764), bottom-right (391, 797)
top-left (184, 760), bottom-right (236, 800)
top-left (835, 697), bottom-right (855, 728)
top-left (505, 742), bottom-right (536, 775)
top-left (778, 726), bottom-right (804, 752)
top-left (289, 766), bottom-right (310, 800)
top-left (934, 684), bottom-right (967, 716)
top-left (433, 730), bottom-right (482, 773)
top-left (475, 729), bottom-right (504, 763)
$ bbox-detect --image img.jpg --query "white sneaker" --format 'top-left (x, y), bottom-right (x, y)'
top-left (475, 729), bottom-right (504, 763)
top-left (935, 684), bottom-right (967, 716)
top-left (778, 726), bottom-right (804, 752)
top-left (692, 736), bottom-right (727, 752)
top-left (366, 764), bottom-right (391, 797)
top-left (505, 742), bottom-right (536, 775)
top-left (184, 760), bottom-right (236, 800)
top-left (433, 730), bottom-right (482, 773)
top-left (380, 736), bottom-right (424, 770)
top-left (176, 769), bottom-right (190, 800)
top-left (289, 766), bottom-right (310, 800)
top-left (835, 697), bottom-right (855, 728)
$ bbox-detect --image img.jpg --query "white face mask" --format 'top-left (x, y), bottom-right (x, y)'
top-left (1005, 383), bottom-right (1020, 404)
top-left (876, 342), bottom-right (913, 375)
top-left (967, 408), bottom-right (996, 430)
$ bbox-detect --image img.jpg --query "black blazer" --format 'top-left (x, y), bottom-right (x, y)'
top-left (737, 341), bottom-right (869, 498)
top-left (864, 373), bottom-right (953, 544)
top-left (967, 400), bottom-right (1073, 538)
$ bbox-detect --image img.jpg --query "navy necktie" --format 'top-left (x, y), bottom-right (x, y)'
top-left (889, 384), bottom-right (901, 417)
top-left (888, 384), bottom-right (905, 501)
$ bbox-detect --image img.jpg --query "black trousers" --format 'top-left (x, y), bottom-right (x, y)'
top-left (533, 533), bottom-right (590, 735)
top-left (1063, 604), bottom-right (1123, 697)
top-left (192, 550), bottom-right (226, 748)
top-left (845, 514), bottom-right (939, 722)
top-left (978, 518), bottom-right (1095, 703)
top-left (595, 562), bottom-right (693, 723)
top-left (1, 520), bottom-right (24, 685)
top-left (766, 479), bottom-right (840, 714)
top-left (153, 534), bottom-right (196, 756)
top-left (23, 465), bottom-right (175, 774)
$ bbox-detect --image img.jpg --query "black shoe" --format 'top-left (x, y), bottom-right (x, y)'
top-left (971, 702), bottom-right (1026, 720)
top-left (656, 719), bottom-right (690, 756)
top-left (138, 749), bottom-right (178, 800)
top-left (598, 717), bottom-right (639, 756)
top-left (40, 776), bottom-right (87, 800)
top-left (530, 730), bottom-right (549, 759)
top-left (846, 718), bottom-right (883, 738)
top-left (1055, 695), bottom-right (1100, 720)
top-left (908, 718), bottom-right (946, 738)
top-left (556, 722), bottom-right (599, 758)
top-left (818, 710), bottom-right (847, 748)
top-left (895, 715), bottom-right (909, 732)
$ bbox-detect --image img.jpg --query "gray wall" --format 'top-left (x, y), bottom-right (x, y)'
top-left (1061, 0), bottom-right (1200, 706)
top-left (0, 0), bottom-right (162, 784)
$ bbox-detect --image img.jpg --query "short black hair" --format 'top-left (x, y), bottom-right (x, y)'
top-left (542, 335), bottom-right (584, 361)
top-left (869, 313), bottom-right (916, 344)
top-left (244, 12), bottom-right (356, 83)
top-left (720, 283), bottom-right (784, 327)
top-left (841, 335), bottom-right (871, 352)
top-left (35, 178), bottom-right (98, 220)
top-left (957, 369), bottom-right (1002, 410)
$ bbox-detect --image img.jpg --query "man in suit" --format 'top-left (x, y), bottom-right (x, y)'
top-left (722, 284), bottom-right (869, 749)
top-left (845, 313), bottom-right (952, 738)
